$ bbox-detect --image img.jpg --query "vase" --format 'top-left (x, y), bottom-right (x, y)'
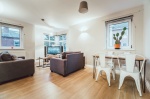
top-left (114, 44), bottom-right (120, 49)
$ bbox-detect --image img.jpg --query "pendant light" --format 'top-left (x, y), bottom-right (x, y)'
top-left (79, 1), bottom-right (88, 13)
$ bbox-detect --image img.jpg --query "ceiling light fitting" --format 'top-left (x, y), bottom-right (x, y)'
top-left (79, 1), bottom-right (88, 14)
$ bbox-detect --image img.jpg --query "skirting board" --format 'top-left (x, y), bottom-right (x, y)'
top-left (85, 64), bottom-right (93, 68)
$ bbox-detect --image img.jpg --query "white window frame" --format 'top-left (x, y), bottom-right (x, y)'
top-left (106, 18), bottom-right (133, 50)
top-left (0, 23), bottom-right (24, 49)
top-left (43, 33), bottom-right (55, 46)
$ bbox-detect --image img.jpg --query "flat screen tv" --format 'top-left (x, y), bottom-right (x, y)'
top-left (47, 46), bottom-right (63, 55)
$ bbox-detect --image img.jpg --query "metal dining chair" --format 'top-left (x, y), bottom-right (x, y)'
top-left (95, 53), bottom-right (115, 86)
top-left (118, 54), bottom-right (146, 96)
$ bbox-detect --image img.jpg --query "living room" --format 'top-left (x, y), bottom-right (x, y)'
top-left (0, 0), bottom-right (150, 99)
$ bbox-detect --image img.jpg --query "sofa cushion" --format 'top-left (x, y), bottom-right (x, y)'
top-left (61, 51), bottom-right (81, 59)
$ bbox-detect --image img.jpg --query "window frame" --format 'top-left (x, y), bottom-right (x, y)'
top-left (106, 18), bottom-right (133, 50)
top-left (0, 23), bottom-right (24, 49)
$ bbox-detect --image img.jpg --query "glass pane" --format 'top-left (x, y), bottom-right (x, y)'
top-left (44, 34), bottom-right (49, 40)
top-left (59, 34), bottom-right (66, 41)
top-left (50, 36), bottom-right (55, 41)
top-left (63, 42), bottom-right (66, 52)
top-left (44, 41), bottom-right (49, 46)
top-left (59, 42), bottom-right (63, 46)
top-left (1, 26), bottom-right (20, 47)
top-left (59, 42), bottom-right (66, 52)
top-left (109, 22), bottom-right (129, 47)
top-left (50, 42), bottom-right (55, 46)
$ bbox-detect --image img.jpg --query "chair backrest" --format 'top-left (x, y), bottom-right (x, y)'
top-left (106, 51), bottom-right (114, 62)
top-left (99, 53), bottom-right (106, 68)
top-left (124, 54), bottom-right (145, 73)
top-left (125, 54), bottom-right (136, 72)
top-left (117, 52), bottom-right (133, 69)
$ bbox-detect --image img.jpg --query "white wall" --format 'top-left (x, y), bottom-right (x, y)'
top-left (0, 17), bottom-right (35, 59)
top-left (144, 0), bottom-right (150, 91)
top-left (34, 26), bottom-right (68, 61)
top-left (34, 25), bottom-right (55, 61)
top-left (67, 6), bottom-right (144, 65)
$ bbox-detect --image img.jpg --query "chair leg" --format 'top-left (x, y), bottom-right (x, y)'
top-left (100, 71), bottom-right (102, 76)
top-left (106, 71), bottom-right (110, 86)
top-left (135, 79), bottom-right (142, 96)
top-left (118, 73), bottom-right (125, 89)
top-left (95, 70), bottom-right (100, 81)
top-left (112, 69), bottom-right (115, 80)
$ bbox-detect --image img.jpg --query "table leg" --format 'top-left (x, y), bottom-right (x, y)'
top-left (138, 60), bottom-right (143, 93)
top-left (139, 60), bottom-right (141, 71)
top-left (143, 60), bottom-right (146, 93)
top-left (93, 56), bottom-right (96, 78)
top-left (37, 57), bottom-right (42, 67)
top-left (39, 57), bottom-right (40, 66)
top-left (43, 59), bottom-right (45, 68)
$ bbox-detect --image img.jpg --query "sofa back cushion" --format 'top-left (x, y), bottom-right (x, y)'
top-left (61, 51), bottom-right (81, 59)
top-left (0, 51), bottom-right (15, 61)
top-left (66, 53), bottom-right (84, 74)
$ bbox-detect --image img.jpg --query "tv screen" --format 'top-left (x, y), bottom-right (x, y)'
top-left (47, 46), bottom-right (63, 55)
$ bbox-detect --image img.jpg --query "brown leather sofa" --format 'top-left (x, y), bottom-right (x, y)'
top-left (50, 52), bottom-right (85, 76)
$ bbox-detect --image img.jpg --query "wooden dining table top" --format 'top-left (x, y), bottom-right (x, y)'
top-left (93, 54), bottom-right (147, 61)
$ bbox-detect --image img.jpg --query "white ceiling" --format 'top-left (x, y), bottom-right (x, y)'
top-left (0, 0), bottom-right (143, 31)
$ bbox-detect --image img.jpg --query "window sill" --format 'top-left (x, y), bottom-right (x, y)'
top-left (105, 48), bottom-right (135, 51)
top-left (0, 47), bottom-right (24, 50)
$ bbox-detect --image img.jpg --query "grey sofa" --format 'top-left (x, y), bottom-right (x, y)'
top-left (50, 52), bottom-right (85, 76)
top-left (0, 59), bottom-right (35, 84)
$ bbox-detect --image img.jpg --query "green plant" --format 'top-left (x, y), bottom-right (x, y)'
top-left (113, 27), bottom-right (127, 44)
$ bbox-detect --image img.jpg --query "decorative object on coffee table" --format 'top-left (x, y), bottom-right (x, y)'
top-left (113, 27), bottom-right (127, 49)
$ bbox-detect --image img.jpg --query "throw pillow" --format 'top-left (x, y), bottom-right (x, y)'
top-left (0, 51), bottom-right (9, 62)
top-left (11, 55), bottom-right (18, 60)
top-left (1, 53), bottom-right (13, 61)
top-left (61, 52), bottom-right (66, 59)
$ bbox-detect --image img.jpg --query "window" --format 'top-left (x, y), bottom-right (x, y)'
top-left (44, 34), bottom-right (67, 52)
top-left (44, 34), bottom-right (55, 46)
top-left (106, 16), bottom-right (133, 49)
top-left (0, 23), bottom-right (23, 49)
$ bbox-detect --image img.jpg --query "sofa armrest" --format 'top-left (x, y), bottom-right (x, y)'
top-left (50, 58), bottom-right (67, 76)
top-left (17, 56), bottom-right (25, 59)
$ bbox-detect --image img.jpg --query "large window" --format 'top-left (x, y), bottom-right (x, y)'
top-left (0, 23), bottom-right (23, 49)
top-left (44, 34), bottom-right (66, 52)
top-left (106, 16), bottom-right (133, 49)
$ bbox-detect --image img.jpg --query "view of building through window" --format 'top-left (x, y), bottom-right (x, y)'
top-left (1, 26), bottom-right (21, 47)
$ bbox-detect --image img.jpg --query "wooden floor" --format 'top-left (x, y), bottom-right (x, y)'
top-left (0, 67), bottom-right (150, 99)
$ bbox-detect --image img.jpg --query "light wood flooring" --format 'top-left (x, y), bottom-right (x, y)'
top-left (0, 67), bottom-right (150, 99)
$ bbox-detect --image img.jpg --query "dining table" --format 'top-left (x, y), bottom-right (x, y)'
top-left (93, 54), bottom-right (147, 93)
